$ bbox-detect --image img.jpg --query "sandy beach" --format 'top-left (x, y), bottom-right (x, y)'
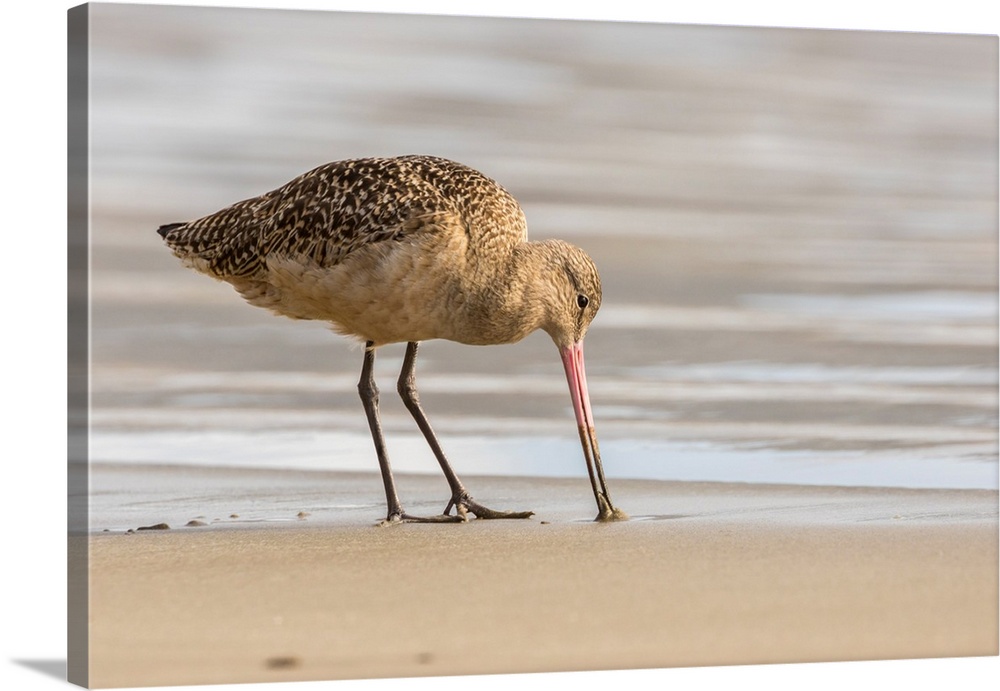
top-left (81, 464), bottom-right (998, 688)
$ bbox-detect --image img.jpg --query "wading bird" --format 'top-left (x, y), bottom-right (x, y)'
top-left (157, 155), bottom-right (626, 523)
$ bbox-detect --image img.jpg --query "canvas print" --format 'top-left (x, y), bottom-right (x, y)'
top-left (68, 3), bottom-right (998, 688)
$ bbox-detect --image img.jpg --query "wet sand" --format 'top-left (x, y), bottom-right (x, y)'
top-left (84, 464), bottom-right (998, 688)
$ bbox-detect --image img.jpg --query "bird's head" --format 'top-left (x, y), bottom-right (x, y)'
top-left (533, 240), bottom-right (603, 350)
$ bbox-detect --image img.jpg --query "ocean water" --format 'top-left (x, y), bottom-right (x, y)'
top-left (84, 5), bottom-right (998, 491)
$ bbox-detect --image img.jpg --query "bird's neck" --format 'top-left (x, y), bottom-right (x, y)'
top-left (454, 241), bottom-right (560, 346)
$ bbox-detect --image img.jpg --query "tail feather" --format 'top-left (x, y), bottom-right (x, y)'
top-left (157, 222), bottom-right (187, 239)
top-left (157, 217), bottom-right (252, 278)
top-left (157, 220), bottom-right (220, 275)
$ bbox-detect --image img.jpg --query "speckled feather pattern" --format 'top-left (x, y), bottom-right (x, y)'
top-left (159, 156), bottom-right (526, 278)
top-left (158, 155), bottom-right (601, 348)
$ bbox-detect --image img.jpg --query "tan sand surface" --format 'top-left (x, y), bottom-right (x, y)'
top-left (84, 469), bottom-right (998, 688)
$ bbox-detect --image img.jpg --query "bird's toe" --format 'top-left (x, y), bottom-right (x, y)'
top-left (377, 511), bottom-right (465, 526)
top-left (453, 494), bottom-right (534, 520)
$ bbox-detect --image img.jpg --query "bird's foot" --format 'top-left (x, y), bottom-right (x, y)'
top-left (445, 493), bottom-right (534, 521)
top-left (377, 510), bottom-right (466, 527)
top-left (595, 493), bottom-right (629, 522)
top-left (376, 495), bottom-right (534, 526)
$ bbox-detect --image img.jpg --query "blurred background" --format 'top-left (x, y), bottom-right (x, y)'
top-left (86, 4), bottom-right (997, 490)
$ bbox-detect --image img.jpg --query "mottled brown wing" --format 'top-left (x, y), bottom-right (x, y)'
top-left (157, 155), bottom-right (525, 279)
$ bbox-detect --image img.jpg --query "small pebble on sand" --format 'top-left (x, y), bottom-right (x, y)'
top-left (137, 523), bottom-right (170, 531)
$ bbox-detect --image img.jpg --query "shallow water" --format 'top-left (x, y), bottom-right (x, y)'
top-left (84, 6), bottom-right (998, 490)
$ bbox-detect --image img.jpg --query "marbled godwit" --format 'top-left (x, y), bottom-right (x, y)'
top-left (157, 155), bottom-right (626, 523)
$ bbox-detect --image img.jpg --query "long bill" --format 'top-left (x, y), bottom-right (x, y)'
top-left (559, 341), bottom-right (628, 521)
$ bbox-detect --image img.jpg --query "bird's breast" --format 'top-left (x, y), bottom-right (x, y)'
top-left (245, 226), bottom-right (500, 346)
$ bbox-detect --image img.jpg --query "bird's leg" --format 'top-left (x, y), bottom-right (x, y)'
top-left (397, 342), bottom-right (534, 521)
top-left (358, 342), bottom-right (461, 525)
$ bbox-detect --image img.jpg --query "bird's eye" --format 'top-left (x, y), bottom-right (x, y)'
top-left (577, 294), bottom-right (589, 309)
